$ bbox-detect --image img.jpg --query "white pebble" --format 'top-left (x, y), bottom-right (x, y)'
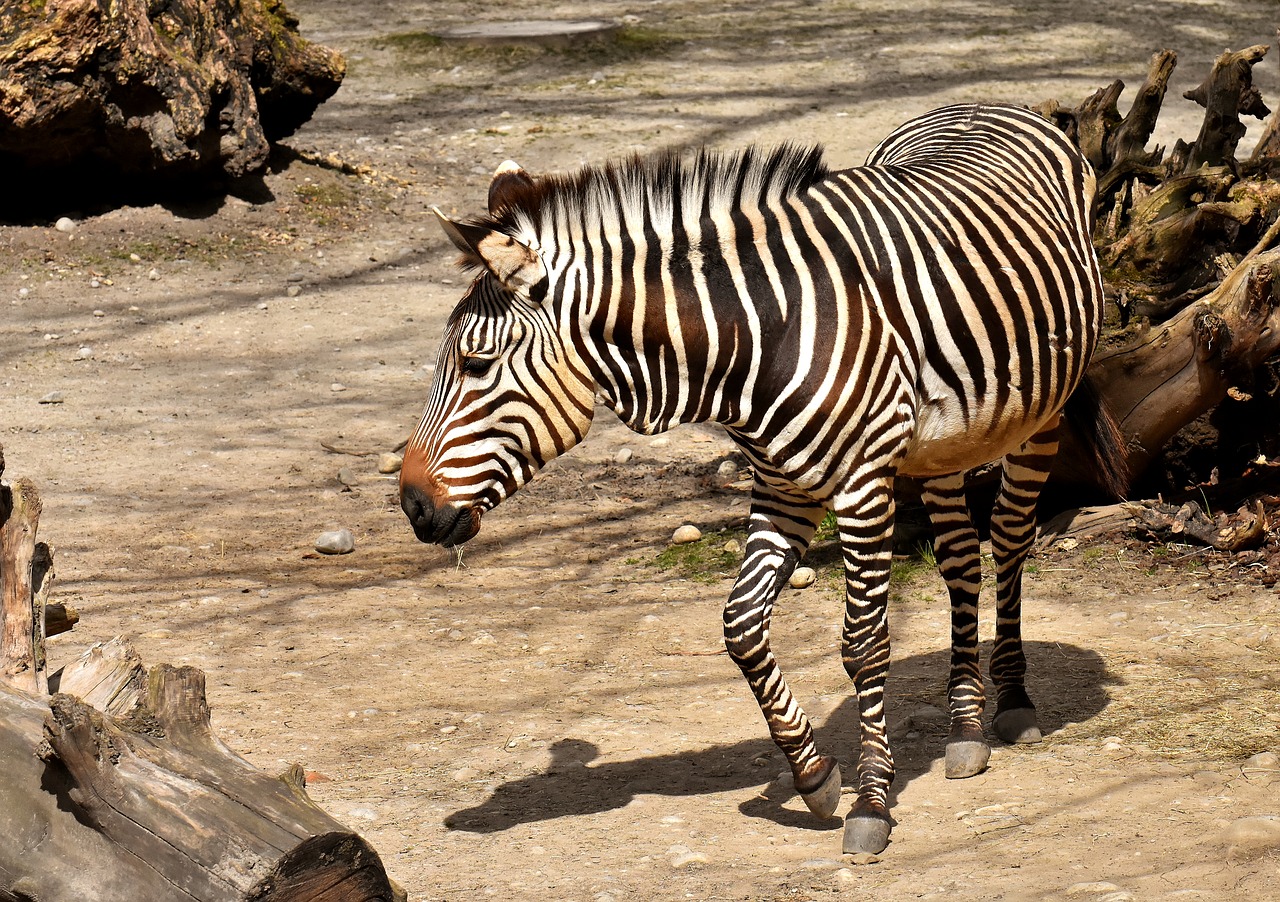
top-left (788, 566), bottom-right (817, 589)
top-left (55, 217), bottom-right (75, 232)
top-left (148, 268), bottom-right (161, 280)
top-left (377, 452), bottom-right (403, 474)
top-left (330, 382), bottom-right (347, 392)
top-left (74, 346), bottom-right (93, 360)
top-left (38, 391), bottom-right (65, 404)
top-left (716, 459), bottom-right (738, 479)
top-left (722, 539), bottom-right (742, 554)
top-left (315, 528), bottom-right (355, 554)
top-left (347, 807), bottom-right (379, 821)
top-left (672, 525), bottom-right (702, 544)
top-left (614, 448), bottom-right (634, 464)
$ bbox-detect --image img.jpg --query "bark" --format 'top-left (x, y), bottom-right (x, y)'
top-left (0, 477), bottom-right (44, 695)
top-left (0, 648), bottom-right (404, 902)
top-left (0, 0), bottom-right (345, 184)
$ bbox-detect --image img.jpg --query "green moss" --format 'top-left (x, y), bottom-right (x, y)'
top-left (654, 529), bottom-right (746, 583)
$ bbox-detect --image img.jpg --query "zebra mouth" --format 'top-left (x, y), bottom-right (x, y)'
top-left (400, 485), bottom-right (482, 547)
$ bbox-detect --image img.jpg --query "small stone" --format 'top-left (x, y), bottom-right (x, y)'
top-left (304, 771), bottom-right (332, 784)
top-left (846, 852), bottom-right (881, 866)
top-left (287, 285), bottom-right (302, 297)
top-left (337, 467), bottom-right (358, 486)
top-left (330, 382), bottom-right (346, 392)
top-left (74, 347), bottom-right (93, 360)
top-left (148, 268), bottom-right (161, 280)
top-left (1222, 815), bottom-right (1280, 854)
top-left (54, 217), bottom-right (75, 232)
top-left (614, 448), bottom-right (634, 464)
top-left (38, 391), bottom-right (65, 404)
top-left (1066, 883), bottom-right (1124, 897)
top-left (89, 278), bottom-right (101, 288)
top-left (723, 539), bottom-right (742, 555)
top-left (788, 566), bottom-right (816, 589)
top-left (129, 253), bottom-right (142, 263)
top-left (451, 766), bottom-right (479, 782)
top-left (315, 528), bottom-right (355, 555)
top-left (377, 452), bottom-right (403, 474)
top-left (17, 287), bottom-right (29, 298)
top-left (141, 629), bottom-right (173, 639)
top-left (666, 844), bottom-right (708, 868)
top-left (287, 271), bottom-right (305, 282)
top-left (801, 858), bottom-right (845, 870)
top-left (910, 704), bottom-right (948, 726)
top-left (716, 459), bottom-right (739, 479)
top-left (672, 525), bottom-right (702, 544)
top-left (92, 309), bottom-right (105, 317)
top-left (347, 807), bottom-right (378, 821)
top-left (471, 632), bottom-right (498, 647)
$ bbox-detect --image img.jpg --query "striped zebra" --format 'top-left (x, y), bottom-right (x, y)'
top-left (399, 103), bottom-right (1124, 854)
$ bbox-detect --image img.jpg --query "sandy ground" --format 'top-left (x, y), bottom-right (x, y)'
top-left (3, 0), bottom-right (1280, 899)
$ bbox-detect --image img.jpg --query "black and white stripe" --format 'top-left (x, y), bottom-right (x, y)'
top-left (400, 103), bottom-right (1115, 854)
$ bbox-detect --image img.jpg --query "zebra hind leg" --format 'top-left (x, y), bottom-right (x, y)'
top-left (722, 481), bottom-right (841, 819)
top-left (921, 473), bottom-right (991, 779)
top-left (989, 422), bottom-right (1061, 745)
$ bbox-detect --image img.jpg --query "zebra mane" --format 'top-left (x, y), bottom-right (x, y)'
top-left (480, 143), bottom-right (830, 239)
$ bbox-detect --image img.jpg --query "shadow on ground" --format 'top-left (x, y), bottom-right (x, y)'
top-left (443, 639), bottom-right (1115, 833)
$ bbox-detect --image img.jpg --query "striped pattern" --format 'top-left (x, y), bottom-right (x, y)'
top-left (400, 103), bottom-right (1107, 852)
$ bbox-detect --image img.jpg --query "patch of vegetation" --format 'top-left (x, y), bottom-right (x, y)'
top-left (654, 529), bottom-right (746, 584)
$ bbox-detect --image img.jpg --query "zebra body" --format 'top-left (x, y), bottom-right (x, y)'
top-left (401, 103), bottom-right (1110, 854)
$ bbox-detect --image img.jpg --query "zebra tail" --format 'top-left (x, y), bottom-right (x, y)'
top-left (1061, 375), bottom-right (1131, 500)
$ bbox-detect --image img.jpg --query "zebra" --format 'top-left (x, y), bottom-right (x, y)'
top-left (399, 103), bottom-right (1125, 855)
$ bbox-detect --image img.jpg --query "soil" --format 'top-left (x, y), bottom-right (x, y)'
top-left (3, 1), bottom-right (1280, 899)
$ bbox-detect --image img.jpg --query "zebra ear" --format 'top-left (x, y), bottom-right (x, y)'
top-left (488, 160), bottom-right (535, 216)
top-left (432, 206), bottom-right (546, 295)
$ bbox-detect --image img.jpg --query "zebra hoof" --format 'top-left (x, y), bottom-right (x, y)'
top-left (842, 813), bottom-right (891, 855)
top-left (994, 708), bottom-right (1042, 744)
top-left (798, 759), bottom-right (842, 819)
top-left (944, 740), bottom-right (991, 779)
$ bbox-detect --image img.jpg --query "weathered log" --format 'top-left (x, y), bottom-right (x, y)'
top-left (1178, 44), bottom-right (1271, 173)
top-left (0, 476), bottom-right (44, 694)
top-left (1088, 251), bottom-right (1280, 479)
top-left (0, 648), bottom-right (404, 902)
top-left (1124, 498), bottom-right (1270, 551)
top-left (0, 0), bottom-right (345, 187)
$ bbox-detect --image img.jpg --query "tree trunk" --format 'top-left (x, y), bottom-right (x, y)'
top-left (0, 649), bottom-right (404, 902)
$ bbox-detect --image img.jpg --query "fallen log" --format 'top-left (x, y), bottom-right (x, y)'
top-left (1, 653), bottom-right (403, 901)
top-left (0, 448), bottom-right (403, 901)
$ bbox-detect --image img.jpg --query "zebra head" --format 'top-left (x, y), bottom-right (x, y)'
top-left (399, 163), bottom-right (597, 548)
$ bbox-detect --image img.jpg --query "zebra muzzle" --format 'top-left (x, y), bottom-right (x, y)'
top-left (400, 484), bottom-right (481, 548)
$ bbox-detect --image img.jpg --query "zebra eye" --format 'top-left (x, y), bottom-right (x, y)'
top-left (460, 355), bottom-right (496, 377)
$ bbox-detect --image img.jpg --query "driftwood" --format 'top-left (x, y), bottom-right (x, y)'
top-left (1041, 42), bottom-right (1280, 503)
top-left (0, 449), bottom-right (403, 901)
top-left (0, 0), bottom-right (345, 188)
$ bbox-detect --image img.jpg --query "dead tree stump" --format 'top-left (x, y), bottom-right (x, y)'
top-left (0, 0), bottom-right (345, 185)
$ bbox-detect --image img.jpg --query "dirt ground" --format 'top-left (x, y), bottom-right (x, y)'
top-left (4, 1), bottom-right (1280, 899)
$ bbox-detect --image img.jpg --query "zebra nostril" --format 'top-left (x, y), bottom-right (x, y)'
top-left (400, 484), bottom-right (437, 543)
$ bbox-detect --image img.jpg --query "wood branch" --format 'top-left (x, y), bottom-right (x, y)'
top-left (1105, 50), bottom-right (1177, 169)
top-left (44, 601), bottom-right (78, 637)
top-left (1251, 30), bottom-right (1280, 160)
top-left (1, 647), bottom-right (405, 902)
top-left (1124, 498), bottom-right (1270, 551)
top-left (1086, 250), bottom-right (1280, 478)
top-left (1182, 44), bottom-right (1271, 173)
top-left (0, 476), bottom-right (44, 694)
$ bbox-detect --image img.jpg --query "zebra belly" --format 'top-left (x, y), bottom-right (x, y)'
top-left (897, 388), bottom-right (1055, 477)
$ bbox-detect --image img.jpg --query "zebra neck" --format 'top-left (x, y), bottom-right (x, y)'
top-left (559, 231), bottom-right (773, 436)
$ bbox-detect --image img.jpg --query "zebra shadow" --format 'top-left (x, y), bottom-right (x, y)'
top-left (442, 640), bottom-right (1116, 834)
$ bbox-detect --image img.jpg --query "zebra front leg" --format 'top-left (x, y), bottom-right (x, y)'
top-left (922, 473), bottom-right (991, 779)
top-left (722, 478), bottom-right (840, 818)
top-left (836, 478), bottom-right (898, 855)
top-left (989, 422), bottom-right (1060, 745)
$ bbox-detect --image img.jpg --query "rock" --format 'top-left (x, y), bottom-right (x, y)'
top-left (614, 448), bottom-right (634, 464)
top-left (716, 459), bottom-right (739, 479)
top-left (910, 704), bottom-right (948, 726)
top-left (347, 807), bottom-right (378, 822)
top-left (74, 347), bottom-right (93, 360)
top-left (287, 285), bottom-right (302, 297)
top-left (672, 525), bottom-right (702, 544)
top-left (723, 539), bottom-right (742, 554)
top-left (377, 452), bottom-right (403, 474)
top-left (337, 467), bottom-right (358, 487)
top-left (37, 391), bottom-right (65, 404)
top-left (315, 528), bottom-right (354, 554)
top-left (330, 382), bottom-right (347, 392)
top-left (788, 566), bottom-right (816, 589)
top-left (54, 217), bottom-right (75, 232)
top-left (1221, 815), bottom-right (1280, 854)
top-left (148, 269), bottom-right (161, 280)
top-left (665, 844), bottom-right (708, 868)
top-left (846, 852), bottom-right (881, 866)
